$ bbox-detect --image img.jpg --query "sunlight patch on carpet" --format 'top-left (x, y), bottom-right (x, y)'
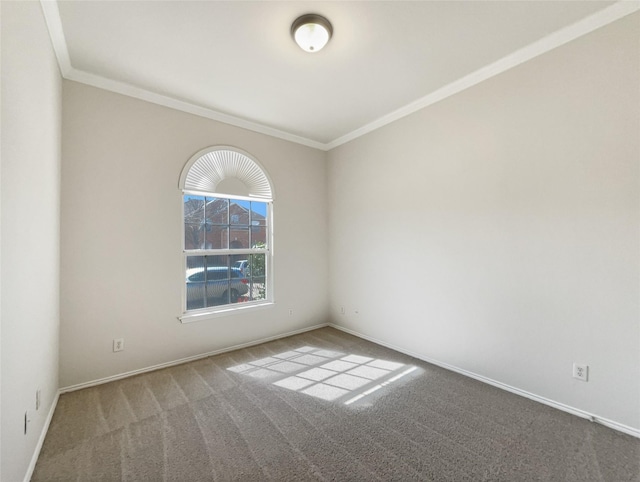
top-left (227, 346), bottom-right (417, 405)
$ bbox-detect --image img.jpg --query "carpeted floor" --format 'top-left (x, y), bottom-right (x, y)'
top-left (33, 327), bottom-right (639, 481)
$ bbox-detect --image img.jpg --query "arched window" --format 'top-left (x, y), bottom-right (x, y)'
top-left (179, 147), bottom-right (273, 319)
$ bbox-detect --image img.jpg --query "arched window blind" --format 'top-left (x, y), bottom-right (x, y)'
top-left (180, 147), bottom-right (273, 199)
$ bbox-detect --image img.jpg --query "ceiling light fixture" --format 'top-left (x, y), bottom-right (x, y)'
top-left (291, 14), bottom-right (333, 53)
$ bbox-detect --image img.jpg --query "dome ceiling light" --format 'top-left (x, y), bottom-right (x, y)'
top-left (291, 14), bottom-right (333, 53)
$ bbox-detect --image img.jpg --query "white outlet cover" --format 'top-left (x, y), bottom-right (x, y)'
top-left (573, 363), bottom-right (589, 381)
top-left (113, 338), bottom-right (125, 352)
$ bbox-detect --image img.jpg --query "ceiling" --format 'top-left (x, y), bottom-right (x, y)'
top-left (43, 1), bottom-right (635, 150)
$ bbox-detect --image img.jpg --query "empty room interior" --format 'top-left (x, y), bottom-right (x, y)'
top-left (2, 1), bottom-right (639, 481)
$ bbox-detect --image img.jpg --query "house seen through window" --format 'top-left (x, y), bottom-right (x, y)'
top-left (180, 147), bottom-right (273, 316)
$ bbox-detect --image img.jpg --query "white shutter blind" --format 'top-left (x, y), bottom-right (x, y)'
top-left (182, 149), bottom-right (272, 199)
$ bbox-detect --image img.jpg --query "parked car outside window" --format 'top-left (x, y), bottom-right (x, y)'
top-left (186, 266), bottom-right (249, 310)
top-left (233, 259), bottom-right (250, 276)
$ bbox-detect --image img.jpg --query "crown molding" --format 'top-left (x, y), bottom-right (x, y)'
top-left (325, 1), bottom-right (640, 150)
top-left (41, 1), bottom-right (639, 153)
top-left (40, 0), bottom-right (72, 77)
top-left (64, 67), bottom-right (328, 150)
top-left (38, 0), bottom-right (327, 151)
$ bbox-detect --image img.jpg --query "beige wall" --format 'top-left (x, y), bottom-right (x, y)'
top-left (328, 13), bottom-right (640, 430)
top-left (1, 2), bottom-right (62, 480)
top-left (60, 81), bottom-right (329, 387)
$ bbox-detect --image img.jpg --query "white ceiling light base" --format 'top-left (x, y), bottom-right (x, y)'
top-left (291, 14), bottom-right (333, 53)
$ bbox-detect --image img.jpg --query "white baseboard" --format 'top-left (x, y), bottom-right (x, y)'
top-left (24, 390), bottom-right (60, 482)
top-left (329, 323), bottom-right (640, 439)
top-left (60, 323), bottom-right (330, 393)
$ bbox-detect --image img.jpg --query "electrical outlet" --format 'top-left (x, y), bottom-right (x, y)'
top-left (113, 338), bottom-right (125, 352)
top-left (288, 309), bottom-right (293, 316)
top-left (340, 306), bottom-right (345, 315)
top-left (36, 389), bottom-right (41, 410)
top-left (573, 363), bottom-right (588, 381)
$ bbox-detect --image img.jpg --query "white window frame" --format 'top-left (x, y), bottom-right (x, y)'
top-left (178, 147), bottom-right (274, 323)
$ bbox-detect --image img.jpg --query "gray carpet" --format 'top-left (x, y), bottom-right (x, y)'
top-left (33, 327), bottom-right (639, 481)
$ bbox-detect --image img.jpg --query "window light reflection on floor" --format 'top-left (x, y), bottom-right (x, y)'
top-left (227, 346), bottom-right (418, 405)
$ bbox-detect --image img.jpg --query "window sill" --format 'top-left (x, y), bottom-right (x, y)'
top-left (178, 301), bottom-right (274, 323)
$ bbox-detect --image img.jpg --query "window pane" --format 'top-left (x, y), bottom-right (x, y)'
top-left (186, 255), bottom-right (206, 310)
top-left (186, 255), bottom-right (250, 310)
top-left (230, 200), bottom-right (250, 225)
top-left (250, 201), bottom-right (268, 248)
top-left (251, 225), bottom-right (267, 248)
top-left (250, 201), bottom-right (268, 226)
top-left (229, 227), bottom-right (250, 249)
top-left (184, 196), bottom-right (205, 250)
top-left (205, 225), bottom-right (229, 249)
top-left (230, 255), bottom-right (248, 272)
top-left (248, 253), bottom-right (266, 301)
top-left (206, 198), bottom-right (228, 225)
top-left (184, 196), bottom-right (269, 252)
